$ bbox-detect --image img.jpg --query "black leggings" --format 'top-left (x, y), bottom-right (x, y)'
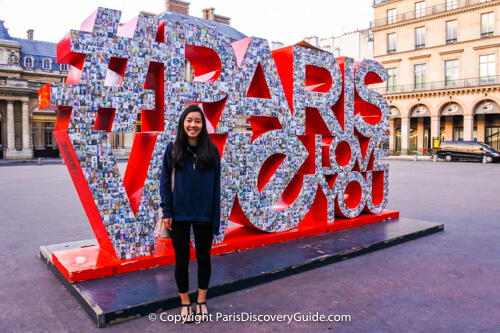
top-left (170, 221), bottom-right (213, 294)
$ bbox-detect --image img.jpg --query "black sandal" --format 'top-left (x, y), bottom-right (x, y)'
top-left (180, 304), bottom-right (194, 324)
top-left (195, 301), bottom-right (209, 322)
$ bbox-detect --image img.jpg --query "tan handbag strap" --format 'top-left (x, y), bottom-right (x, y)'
top-left (171, 167), bottom-right (175, 193)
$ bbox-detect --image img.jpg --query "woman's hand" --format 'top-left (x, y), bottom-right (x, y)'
top-left (163, 218), bottom-right (173, 231)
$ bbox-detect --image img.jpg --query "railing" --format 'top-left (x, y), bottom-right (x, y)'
top-left (415, 44), bottom-right (426, 49)
top-left (446, 38), bottom-right (458, 44)
top-left (372, 75), bottom-right (500, 94)
top-left (370, 0), bottom-right (496, 28)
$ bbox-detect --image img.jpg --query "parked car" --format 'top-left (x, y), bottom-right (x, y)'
top-left (436, 141), bottom-right (500, 163)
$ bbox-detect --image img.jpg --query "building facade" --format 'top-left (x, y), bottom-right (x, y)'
top-left (0, 22), bottom-right (67, 159)
top-left (304, 29), bottom-right (374, 61)
top-left (371, 0), bottom-right (500, 155)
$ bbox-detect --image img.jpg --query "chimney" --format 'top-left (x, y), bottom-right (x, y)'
top-left (27, 29), bottom-right (34, 40)
top-left (202, 7), bottom-right (231, 25)
top-left (165, 0), bottom-right (190, 15)
top-left (202, 7), bottom-right (215, 21)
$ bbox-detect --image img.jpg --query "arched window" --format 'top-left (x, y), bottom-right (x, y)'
top-left (24, 57), bottom-right (33, 68)
top-left (42, 59), bottom-right (51, 70)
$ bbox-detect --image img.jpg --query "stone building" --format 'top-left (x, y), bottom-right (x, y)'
top-left (371, 0), bottom-right (500, 155)
top-left (0, 0), bottom-right (246, 159)
top-left (0, 22), bottom-right (66, 159)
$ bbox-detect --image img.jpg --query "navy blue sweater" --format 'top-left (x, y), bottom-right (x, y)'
top-left (160, 142), bottom-right (221, 235)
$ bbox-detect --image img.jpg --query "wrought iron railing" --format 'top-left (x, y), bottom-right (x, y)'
top-left (371, 0), bottom-right (497, 28)
top-left (371, 75), bottom-right (500, 94)
top-left (481, 31), bottom-right (494, 38)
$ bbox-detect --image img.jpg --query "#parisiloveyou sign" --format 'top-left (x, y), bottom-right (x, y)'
top-left (38, 7), bottom-right (390, 261)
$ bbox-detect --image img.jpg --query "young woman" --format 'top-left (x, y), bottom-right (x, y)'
top-left (160, 104), bottom-right (221, 323)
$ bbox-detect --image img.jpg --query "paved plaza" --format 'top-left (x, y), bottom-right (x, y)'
top-left (1, 160), bottom-right (499, 332)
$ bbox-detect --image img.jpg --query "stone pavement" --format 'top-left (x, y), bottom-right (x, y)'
top-left (0, 160), bottom-right (499, 332)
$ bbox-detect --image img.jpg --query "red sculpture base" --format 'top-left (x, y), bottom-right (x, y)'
top-left (52, 210), bottom-right (399, 283)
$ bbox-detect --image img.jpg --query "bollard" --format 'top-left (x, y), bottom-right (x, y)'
top-left (483, 156), bottom-right (487, 164)
top-left (37, 157), bottom-right (42, 166)
top-left (414, 155), bottom-right (418, 161)
top-left (433, 154), bottom-right (438, 162)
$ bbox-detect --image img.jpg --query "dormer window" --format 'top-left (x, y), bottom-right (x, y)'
top-left (42, 58), bottom-right (52, 70)
top-left (24, 56), bottom-right (34, 68)
top-left (60, 64), bottom-right (69, 71)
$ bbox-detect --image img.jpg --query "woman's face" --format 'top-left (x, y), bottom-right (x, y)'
top-left (183, 111), bottom-right (203, 139)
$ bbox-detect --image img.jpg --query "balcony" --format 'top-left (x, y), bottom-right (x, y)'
top-left (481, 31), bottom-right (494, 38)
top-left (415, 44), bottom-right (426, 49)
top-left (371, 75), bottom-right (500, 95)
top-left (446, 38), bottom-right (458, 44)
top-left (371, 0), bottom-right (497, 29)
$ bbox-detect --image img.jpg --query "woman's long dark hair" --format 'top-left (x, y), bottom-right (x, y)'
top-left (171, 104), bottom-right (217, 170)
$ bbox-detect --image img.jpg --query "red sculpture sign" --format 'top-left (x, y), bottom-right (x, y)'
top-left (38, 7), bottom-right (398, 282)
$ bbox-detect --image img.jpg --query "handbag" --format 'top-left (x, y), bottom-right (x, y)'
top-left (155, 164), bottom-right (175, 239)
top-left (155, 207), bottom-right (170, 238)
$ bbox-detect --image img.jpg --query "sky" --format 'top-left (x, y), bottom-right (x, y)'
top-left (0, 0), bottom-right (374, 45)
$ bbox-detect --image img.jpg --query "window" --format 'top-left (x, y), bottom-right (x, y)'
top-left (446, 20), bottom-right (458, 44)
top-left (453, 127), bottom-right (463, 141)
top-left (42, 59), bottom-right (51, 70)
top-left (446, 0), bottom-right (458, 11)
top-left (387, 9), bottom-right (396, 24)
top-left (24, 57), bottom-right (33, 68)
top-left (481, 12), bottom-right (494, 38)
top-left (387, 68), bottom-right (397, 91)
top-left (415, 1), bottom-right (426, 18)
top-left (486, 126), bottom-right (500, 150)
top-left (415, 27), bottom-right (425, 49)
top-left (445, 60), bottom-right (459, 87)
top-left (60, 64), bottom-right (69, 71)
top-left (479, 54), bottom-right (495, 83)
top-left (43, 122), bottom-right (55, 147)
top-left (414, 64), bottom-right (427, 89)
top-left (387, 33), bottom-right (396, 54)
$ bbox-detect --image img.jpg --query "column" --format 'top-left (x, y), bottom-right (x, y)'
top-left (476, 114), bottom-right (485, 142)
top-left (389, 118), bottom-right (395, 154)
top-left (401, 117), bottom-right (410, 155)
top-left (463, 115), bottom-right (474, 141)
top-left (431, 116), bottom-right (440, 148)
top-left (22, 102), bottom-right (30, 151)
top-left (6, 101), bottom-right (15, 152)
top-left (417, 117), bottom-right (424, 154)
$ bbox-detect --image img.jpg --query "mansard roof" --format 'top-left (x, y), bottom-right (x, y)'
top-left (13, 38), bottom-right (56, 57)
top-left (156, 10), bottom-right (247, 42)
top-left (0, 20), bottom-right (14, 40)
